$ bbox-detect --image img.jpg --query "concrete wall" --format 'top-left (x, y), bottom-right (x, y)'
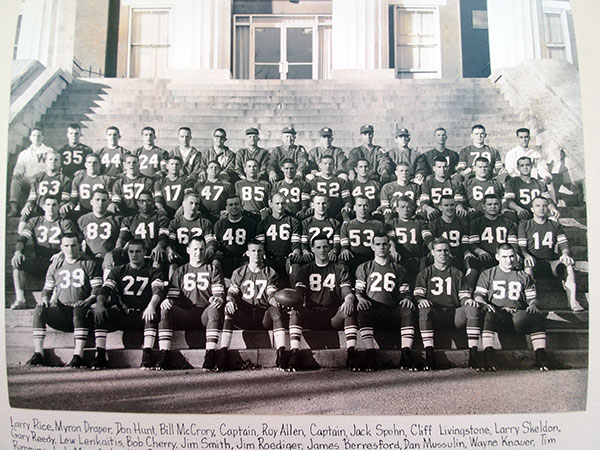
top-left (74, 0), bottom-right (109, 75)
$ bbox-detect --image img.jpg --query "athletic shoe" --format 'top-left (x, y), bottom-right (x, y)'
top-left (66, 355), bottom-right (87, 369)
top-left (202, 349), bottom-right (216, 371)
top-left (365, 349), bottom-right (377, 372)
top-left (26, 352), bottom-right (46, 366)
top-left (155, 350), bottom-right (170, 371)
top-left (483, 347), bottom-right (497, 371)
top-left (400, 347), bottom-right (417, 371)
top-left (275, 346), bottom-right (287, 371)
top-left (535, 349), bottom-right (550, 371)
top-left (468, 347), bottom-right (479, 370)
top-left (91, 348), bottom-right (108, 370)
top-left (345, 347), bottom-right (358, 371)
top-left (423, 347), bottom-right (436, 371)
top-left (140, 347), bottom-right (153, 370)
top-left (287, 349), bottom-right (300, 372)
top-left (215, 348), bottom-right (229, 372)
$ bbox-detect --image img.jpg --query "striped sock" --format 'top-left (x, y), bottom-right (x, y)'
top-left (421, 330), bottom-right (434, 348)
top-left (273, 328), bottom-right (286, 349)
top-left (530, 332), bottom-right (547, 351)
top-left (206, 329), bottom-right (221, 350)
top-left (74, 328), bottom-right (88, 357)
top-left (33, 328), bottom-right (46, 354)
top-left (220, 329), bottom-right (233, 349)
top-left (359, 327), bottom-right (375, 349)
top-left (466, 326), bottom-right (481, 348)
top-left (94, 329), bottom-right (108, 349)
top-left (401, 326), bottom-right (415, 349)
top-left (344, 325), bottom-right (358, 349)
top-left (289, 325), bottom-right (302, 350)
top-left (144, 327), bottom-right (157, 349)
top-left (158, 329), bottom-right (173, 351)
top-left (482, 331), bottom-right (495, 349)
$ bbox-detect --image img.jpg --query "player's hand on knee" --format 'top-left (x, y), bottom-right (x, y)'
top-left (559, 254), bottom-right (574, 266)
top-left (418, 299), bottom-right (432, 309)
top-left (302, 249), bottom-right (314, 263)
top-left (50, 251), bottom-right (65, 264)
top-left (483, 303), bottom-right (496, 313)
top-left (269, 170), bottom-right (278, 184)
top-left (526, 302), bottom-right (541, 314)
top-left (166, 247), bottom-right (178, 263)
top-left (456, 205), bottom-right (468, 217)
top-left (524, 255), bottom-right (536, 268)
top-left (160, 299), bottom-right (173, 311)
top-left (142, 305), bottom-right (156, 322)
top-left (289, 249), bottom-right (303, 264)
top-left (209, 296), bottom-right (224, 309)
top-left (399, 298), bottom-right (414, 310)
top-left (340, 298), bottom-right (355, 316)
top-left (463, 299), bottom-right (478, 308)
top-left (390, 250), bottom-right (401, 263)
top-left (517, 208), bottom-right (530, 220)
top-left (328, 250), bottom-right (338, 262)
top-left (94, 303), bottom-right (109, 322)
top-left (21, 203), bottom-right (33, 216)
top-left (339, 250), bottom-right (353, 262)
top-left (225, 301), bottom-right (237, 315)
top-left (152, 247), bottom-right (165, 264)
top-left (502, 306), bottom-right (517, 314)
top-left (38, 296), bottom-right (50, 308)
top-left (357, 297), bottom-right (371, 311)
top-left (11, 252), bottom-right (25, 269)
top-left (479, 251), bottom-right (492, 262)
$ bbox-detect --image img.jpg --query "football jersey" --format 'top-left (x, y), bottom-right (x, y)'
top-left (97, 145), bottom-right (129, 178)
top-left (380, 181), bottom-right (421, 209)
top-left (256, 215), bottom-right (301, 258)
top-left (457, 145), bottom-right (503, 175)
top-left (43, 257), bottom-right (102, 305)
top-left (235, 179), bottom-right (271, 214)
top-left (27, 172), bottom-right (71, 208)
top-left (134, 146), bottom-right (169, 178)
top-left (423, 216), bottom-right (470, 260)
top-left (58, 143), bottom-right (93, 179)
top-left (168, 215), bottom-right (216, 256)
top-left (78, 213), bottom-right (120, 257)
top-left (19, 216), bottom-right (75, 259)
top-left (154, 175), bottom-right (194, 217)
top-left (310, 176), bottom-right (352, 218)
top-left (102, 263), bottom-right (165, 310)
top-left (340, 219), bottom-right (386, 259)
top-left (167, 263), bottom-right (224, 308)
top-left (463, 177), bottom-right (505, 212)
top-left (355, 259), bottom-right (411, 308)
top-left (518, 219), bottom-right (569, 261)
top-left (111, 174), bottom-right (155, 216)
top-left (70, 172), bottom-right (112, 212)
top-left (228, 264), bottom-right (279, 308)
top-left (414, 265), bottom-right (470, 308)
top-left (423, 148), bottom-right (460, 176)
top-left (475, 266), bottom-right (536, 309)
top-left (351, 179), bottom-right (381, 212)
top-left (504, 177), bottom-right (550, 209)
top-left (301, 216), bottom-right (341, 252)
top-left (120, 213), bottom-right (170, 251)
top-left (214, 216), bottom-right (257, 258)
top-left (295, 262), bottom-right (352, 309)
top-left (420, 178), bottom-right (465, 208)
top-left (469, 215), bottom-right (518, 255)
top-left (194, 180), bottom-right (235, 220)
top-left (387, 217), bottom-right (428, 258)
top-left (273, 179), bottom-right (311, 216)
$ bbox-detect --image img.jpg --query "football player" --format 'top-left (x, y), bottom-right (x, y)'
top-left (199, 128), bottom-right (237, 183)
top-left (379, 162), bottom-right (421, 219)
top-left (415, 238), bottom-right (481, 370)
top-left (422, 127), bottom-right (460, 179)
top-left (109, 153), bottom-right (155, 217)
top-left (350, 159), bottom-right (382, 219)
top-left (268, 126), bottom-right (309, 183)
top-left (235, 128), bottom-right (269, 181)
top-left (169, 127), bottom-right (202, 177)
top-left (154, 155), bottom-right (194, 218)
top-left (388, 128), bottom-right (428, 183)
top-left (97, 126), bottom-right (129, 178)
top-left (347, 125), bottom-right (393, 183)
top-left (68, 153), bottom-right (112, 217)
top-left (301, 194), bottom-right (341, 262)
top-left (27, 233), bottom-right (102, 368)
top-left (235, 158), bottom-right (271, 222)
top-left (157, 237), bottom-right (225, 371)
top-left (462, 157), bottom-right (506, 218)
top-left (273, 158), bottom-right (312, 219)
top-left (475, 244), bottom-right (549, 370)
top-left (134, 126), bottom-right (168, 179)
top-left (194, 160), bottom-right (235, 222)
top-left (310, 154), bottom-right (352, 220)
top-left (58, 123), bottom-right (93, 179)
top-left (307, 127), bottom-right (348, 180)
top-left (420, 156), bottom-right (468, 220)
top-left (456, 124), bottom-right (505, 180)
top-left (93, 239), bottom-right (165, 369)
top-left (518, 196), bottom-right (583, 312)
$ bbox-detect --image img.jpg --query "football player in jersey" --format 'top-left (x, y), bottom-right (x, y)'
top-left (235, 158), bottom-right (271, 222)
top-left (388, 128), bottom-right (428, 183)
top-left (27, 233), bottom-right (102, 368)
top-left (355, 233), bottom-right (416, 371)
top-left (199, 128), bottom-right (238, 183)
top-left (268, 126), bottom-right (309, 183)
top-left (58, 124), bottom-right (93, 179)
top-left (301, 194), bottom-right (341, 262)
top-left (347, 125), bottom-right (393, 183)
top-left (340, 196), bottom-right (387, 276)
top-left (273, 158), bottom-right (311, 219)
top-left (420, 156), bottom-right (468, 220)
top-left (93, 239), bottom-right (165, 369)
top-left (194, 160), bottom-right (235, 222)
top-left (154, 155), bottom-right (194, 218)
top-left (475, 244), bottom-right (549, 370)
top-left (415, 238), bottom-right (481, 370)
top-left (68, 153), bottom-right (112, 218)
top-left (518, 196), bottom-right (583, 312)
top-left (295, 234), bottom-right (359, 370)
top-left (235, 128), bottom-right (269, 181)
top-left (307, 127), bottom-right (348, 180)
top-left (134, 126), bottom-right (168, 179)
top-left (256, 193), bottom-right (303, 286)
top-left (109, 153), bottom-right (155, 217)
top-left (462, 157), bottom-right (506, 218)
top-left (422, 127), bottom-right (460, 179)
top-left (97, 126), bottom-right (129, 179)
top-left (310, 154), bottom-right (352, 220)
top-left (169, 127), bottom-right (202, 177)
top-left (457, 124), bottom-right (505, 180)
top-left (219, 240), bottom-right (283, 371)
top-left (157, 237), bottom-right (225, 371)
top-left (505, 156), bottom-right (559, 220)
top-left (78, 189), bottom-right (121, 278)
top-left (213, 195), bottom-right (257, 279)
top-left (379, 161), bottom-right (421, 220)
top-left (166, 192), bottom-right (216, 277)
top-left (11, 196), bottom-right (75, 309)
top-left (350, 159), bottom-right (382, 220)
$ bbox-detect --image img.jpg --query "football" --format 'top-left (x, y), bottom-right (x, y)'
top-left (273, 288), bottom-right (304, 308)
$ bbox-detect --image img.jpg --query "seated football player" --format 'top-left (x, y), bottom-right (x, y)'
top-left (78, 189), bottom-right (121, 279)
top-left (339, 196), bottom-right (387, 276)
top-left (157, 237), bottom-right (225, 371)
top-left (68, 153), bottom-right (112, 219)
top-left (268, 126), bottom-right (309, 183)
top-left (27, 233), bottom-right (102, 368)
top-left (256, 193), bottom-right (303, 286)
top-left (97, 126), bottom-right (129, 179)
top-left (301, 194), bottom-right (341, 263)
top-left (58, 123), bottom-right (93, 180)
top-left (518, 196), bottom-right (583, 312)
top-left (134, 126), bottom-right (168, 179)
top-left (388, 128), bottom-right (428, 184)
top-left (235, 128), bottom-right (270, 181)
top-left (295, 234), bottom-right (359, 370)
top-left (93, 239), bottom-right (165, 369)
top-left (273, 158), bottom-right (311, 219)
top-left (350, 159), bottom-right (382, 221)
top-left (213, 195), bottom-right (257, 279)
top-left (154, 155), bottom-right (195, 218)
top-left (307, 127), bottom-right (348, 180)
top-left (166, 191), bottom-right (216, 278)
top-left (235, 158), bottom-right (271, 222)
top-left (11, 195), bottom-right (75, 309)
top-left (420, 156), bottom-right (468, 220)
top-left (109, 153), bottom-right (155, 217)
top-left (379, 161), bottom-right (421, 220)
top-left (415, 238), bottom-right (481, 370)
top-left (169, 127), bottom-right (202, 178)
top-left (456, 124), bottom-right (505, 181)
top-left (354, 233), bottom-right (416, 371)
top-left (462, 157), bottom-right (508, 220)
top-left (309, 154), bottom-right (352, 221)
top-left (475, 244), bottom-right (549, 371)
top-left (505, 156), bottom-right (559, 221)
top-left (219, 240), bottom-right (283, 371)
top-left (194, 160), bottom-right (235, 223)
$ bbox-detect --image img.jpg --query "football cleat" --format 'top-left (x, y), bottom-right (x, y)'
top-left (140, 347), bottom-right (153, 370)
top-left (482, 347), bottom-right (497, 371)
top-left (286, 349), bottom-right (300, 372)
top-left (423, 347), bottom-right (436, 371)
top-left (91, 348), bottom-right (108, 370)
top-left (66, 355), bottom-right (87, 369)
top-left (202, 349), bottom-right (216, 372)
top-left (365, 349), bottom-right (377, 372)
top-left (345, 347), bottom-right (358, 371)
top-left (535, 349), bottom-right (550, 371)
top-left (215, 348), bottom-right (229, 372)
top-left (400, 347), bottom-right (417, 371)
top-left (468, 347), bottom-right (479, 370)
top-left (26, 352), bottom-right (46, 366)
top-left (155, 350), bottom-right (170, 371)
top-left (275, 346), bottom-right (287, 371)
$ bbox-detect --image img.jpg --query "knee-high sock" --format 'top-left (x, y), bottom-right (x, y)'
top-left (530, 332), bottom-right (547, 351)
top-left (401, 326), bottom-right (415, 349)
top-left (158, 329), bottom-right (172, 351)
top-left (482, 330), bottom-right (495, 349)
top-left (33, 328), bottom-right (46, 354)
top-left (220, 316), bottom-right (234, 349)
top-left (359, 327), bottom-right (375, 350)
top-left (466, 326), bottom-right (481, 348)
top-left (206, 329), bottom-right (221, 350)
top-left (289, 325), bottom-right (302, 350)
top-left (273, 328), bottom-right (286, 349)
top-left (144, 327), bottom-right (157, 349)
top-left (94, 329), bottom-right (108, 349)
top-left (421, 329), bottom-right (434, 349)
top-left (73, 328), bottom-right (88, 357)
top-left (344, 325), bottom-right (358, 349)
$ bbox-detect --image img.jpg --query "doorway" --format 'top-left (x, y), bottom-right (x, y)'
top-left (460, 0), bottom-right (491, 78)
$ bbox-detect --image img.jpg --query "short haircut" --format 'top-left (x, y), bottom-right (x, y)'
top-left (280, 158), bottom-right (296, 168)
top-left (92, 188), bottom-right (109, 198)
top-left (354, 195), bottom-right (370, 205)
top-left (138, 189), bottom-right (153, 199)
top-left (245, 158), bottom-right (259, 167)
top-left (483, 193), bottom-right (501, 202)
top-left (440, 194), bottom-right (455, 203)
top-left (67, 123), bottom-right (81, 131)
top-left (61, 232), bottom-right (80, 243)
top-left (395, 161), bottom-right (410, 169)
top-left (178, 126), bottom-right (191, 134)
top-left (474, 156), bottom-right (489, 165)
top-left (496, 243), bottom-right (515, 253)
top-left (226, 195), bottom-right (242, 204)
top-left (85, 153), bottom-right (100, 162)
top-left (246, 239), bottom-right (264, 248)
top-left (356, 158), bottom-right (370, 167)
top-left (516, 128), bottom-right (530, 136)
top-left (213, 128), bottom-right (226, 136)
top-left (167, 155), bottom-right (183, 164)
top-left (373, 232), bottom-right (389, 241)
top-left (128, 238), bottom-right (146, 249)
top-left (434, 127), bottom-right (446, 134)
top-left (124, 153), bottom-right (139, 161)
top-left (531, 196), bottom-right (549, 204)
top-left (183, 191), bottom-right (200, 201)
top-left (270, 191), bottom-right (285, 202)
top-left (432, 237), bottom-right (450, 248)
top-left (188, 236), bottom-right (206, 247)
top-left (517, 156), bottom-right (532, 165)
top-left (207, 159), bottom-right (222, 168)
top-left (311, 192), bottom-right (329, 203)
top-left (393, 195), bottom-right (415, 208)
top-left (310, 233), bottom-right (331, 248)
top-left (141, 126), bottom-right (156, 135)
top-left (30, 127), bottom-right (42, 135)
top-left (42, 195), bottom-right (60, 204)
top-left (319, 154), bottom-right (335, 163)
top-left (433, 155), bottom-right (447, 165)
top-left (471, 124), bottom-right (486, 133)
top-left (106, 126), bottom-right (120, 134)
